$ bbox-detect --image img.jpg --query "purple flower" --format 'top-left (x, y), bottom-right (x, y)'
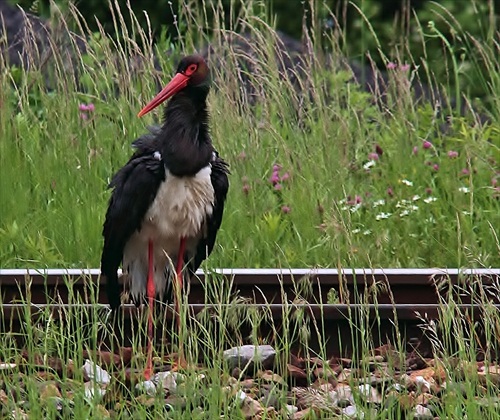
top-left (433, 164), bottom-right (439, 171)
top-left (280, 172), bottom-right (290, 182)
top-left (347, 195), bottom-right (362, 205)
top-left (80, 113), bottom-right (88, 120)
top-left (387, 62), bottom-right (397, 70)
top-left (422, 140), bottom-right (432, 150)
top-left (269, 171), bottom-right (280, 185)
top-left (281, 205), bottom-right (291, 214)
top-left (368, 153), bottom-right (379, 161)
top-left (492, 177), bottom-right (498, 186)
top-left (79, 103), bottom-right (95, 112)
top-left (387, 187), bottom-right (394, 197)
top-left (412, 146), bottom-right (418, 155)
top-left (274, 183), bottom-right (282, 191)
top-left (400, 64), bottom-right (410, 72)
top-left (461, 168), bottom-right (470, 176)
top-left (447, 150), bottom-right (459, 158)
top-left (425, 187), bottom-right (433, 195)
top-left (375, 144), bottom-right (383, 156)
top-left (273, 164), bottom-right (282, 172)
top-left (242, 184), bottom-right (250, 195)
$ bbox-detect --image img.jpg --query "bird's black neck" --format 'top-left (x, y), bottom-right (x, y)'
top-left (160, 86), bottom-right (212, 176)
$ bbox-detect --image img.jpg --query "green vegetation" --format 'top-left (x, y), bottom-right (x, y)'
top-left (1, 1), bottom-right (498, 269)
top-left (1, 1), bottom-right (500, 418)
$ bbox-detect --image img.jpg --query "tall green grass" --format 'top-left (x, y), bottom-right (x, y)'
top-left (0, 0), bottom-right (498, 270)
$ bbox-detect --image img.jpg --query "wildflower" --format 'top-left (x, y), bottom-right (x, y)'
top-left (447, 150), bottom-right (459, 158)
top-left (281, 205), bottom-right (291, 214)
top-left (242, 184), bottom-right (250, 195)
top-left (400, 63), bottom-right (410, 72)
top-left (387, 187), bottom-right (394, 197)
top-left (274, 183), bottom-right (282, 191)
top-left (412, 195), bottom-right (420, 201)
top-left (79, 103), bottom-right (95, 121)
top-left (422, 140), bottom-right (432, 150)
top-left (492, 177), bottom-right (498, 186)
top-left (387, 62), bottom-right (397, 70)
top-left (362, 230), bottom-right (372, 236)
top-left (375, 212), bottom-right (391, 220)
top-left (373, 199), bottom-right (385, 207)
top-left (280, 172), bottom-right (290, 182)
top-left (350, 203), bottom-right (362, 213)
top-left (375, 144), bottom-right (383, 156)
top-left (269, 172), bottom-right (280, 185)
top-left (433, 164), bottom-right (439, 171)
top-left (368, 153), bottom-right (379, 161)
top-left (401, 179), bottom-right (413, 186)
top-left (347, 195), bottom-right (362, 205)
top-left (425, 187), bottom-right (432, 195)
top-left (458, 187), bottom-right (470, 193)
top-left (412, 146), bottom-right (418, 155)
top-left (363, 160), bottom-right (376, 170)
top-left (79, 103), bottom-right (95, 112)
top-left (273, 164), bottom-right (282, 172)
top-left (423, 196), bottom-right (437, 203)
top-left (400, 210), bottom-right (410, 217)
top-left (352, 228), bottom-right (361, 234)
top-left (461, 168), bottom-right (470, 176)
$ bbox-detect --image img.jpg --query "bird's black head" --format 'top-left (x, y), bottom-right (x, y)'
top-left (138, 55), bottom-right (210, 117)
top-left (176, 55), bottom-right (210, 88)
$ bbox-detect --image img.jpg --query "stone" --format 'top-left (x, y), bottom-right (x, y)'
top-left (223, 345), bottom-right (276, 370)
top-left (413, 404), bottom-right (433, 419)
top-left (358, 384), bottom-right (382, 405)
top-left (84, 382), bottom-right (106, 400)
top-left (135, 380), bottom-right (156, 396)
top-left (342, 404), bottom-right (364, 419)
top-left (82, 359), bottom-right (110, 386)
top-left (154, 371), bottom-right (184, 393)
top-left (240, 395), bottom-right (264, 419)
top-left (329, 384), bottom-right (354, 407)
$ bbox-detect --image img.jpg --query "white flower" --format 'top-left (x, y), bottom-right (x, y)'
top-left (375, 212), bottom-right (391, 220)
top-left (423, 197), bottom-right (437, 203)
top-left (412, 195), bottom-right (420, 201)
top-left (373, 199), bottom-right (385, 207)
top-left (352, 228), bottom-right (361, 234)
top-left (401, 179), bottom-right (413, 186)
top-left (410, 205), bottom-right (419, 212)
top-left (400, 210), bottom-right (410, 217)
top-left (459, 187), bottom-right (470, 193)
top-left (363, 160), bottom-right (376, 170)
top-left (363, 230), bottom-right (372, 235)
top-left (350, 203), bottom-right (362, 213)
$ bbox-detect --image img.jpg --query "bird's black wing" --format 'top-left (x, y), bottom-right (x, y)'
top-left (190, 153), bottom-right (230, 273)
top-left (101, 131), bottom-right (165, 310)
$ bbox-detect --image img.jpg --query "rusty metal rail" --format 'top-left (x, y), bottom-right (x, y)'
top-left (1, 268), bottom-right (499, 356)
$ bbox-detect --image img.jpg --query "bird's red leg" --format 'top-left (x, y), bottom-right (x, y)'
top-left (173, 236), bottom-right (187, 369)
top-left (144, 239), bottom-right (155, 380)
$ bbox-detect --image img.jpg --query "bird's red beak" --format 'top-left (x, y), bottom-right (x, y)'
top-left (137, 72), bottom-right (190, 117)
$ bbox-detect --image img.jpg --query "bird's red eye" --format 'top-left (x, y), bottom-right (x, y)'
top-left (185, 64), bottom-right (198, 76)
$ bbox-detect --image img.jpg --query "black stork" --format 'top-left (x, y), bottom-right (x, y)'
top-left (100, 55), bottom-right (229, 378)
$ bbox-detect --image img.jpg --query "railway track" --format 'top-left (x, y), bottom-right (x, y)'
top-left (1, 268), bottom-right (499, 356)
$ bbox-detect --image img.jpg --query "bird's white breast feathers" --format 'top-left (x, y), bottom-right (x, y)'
top-left (146, 165), bottom-right (214, 238)
top-left (123, 164), bottom-right (214, 301)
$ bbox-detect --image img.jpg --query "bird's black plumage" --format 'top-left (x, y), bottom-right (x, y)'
top-left (100, 56), bottom-right (229, 310)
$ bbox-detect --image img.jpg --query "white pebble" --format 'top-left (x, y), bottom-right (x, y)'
top-left (82, 359), bottom-right (110, 386)
top-left (135, 380), bottom-right (157, 396)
